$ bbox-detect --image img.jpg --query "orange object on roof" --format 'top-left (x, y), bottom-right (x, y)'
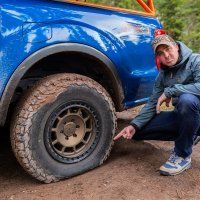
top-left (55, 0), bottom-right (156, 17)
top-left (136, 0), bottom-right (155, 15)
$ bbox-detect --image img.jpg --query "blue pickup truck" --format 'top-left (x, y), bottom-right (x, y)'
top-left (0, 0), bottom-right (162, 182)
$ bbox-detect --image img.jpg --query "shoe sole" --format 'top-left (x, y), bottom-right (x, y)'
top-left (159, 163), bottom-right (191, 176)
top-left (194, 137), bottom-right (200, 145)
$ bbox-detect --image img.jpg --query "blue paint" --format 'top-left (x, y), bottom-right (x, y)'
top-left (0, 0), bottom-right (162, 108)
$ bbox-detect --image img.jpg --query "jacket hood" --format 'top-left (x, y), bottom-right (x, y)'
top-left (161, 41), bottom-right (193, 71)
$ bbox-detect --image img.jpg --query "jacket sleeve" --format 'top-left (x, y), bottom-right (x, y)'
top-left (164, 62), bottom-right (200, 98)
top-left (130, 73), bottom-right (164, 129)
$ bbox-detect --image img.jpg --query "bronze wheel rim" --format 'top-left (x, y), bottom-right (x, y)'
top-left (44, 102), bottom-right (100, 164)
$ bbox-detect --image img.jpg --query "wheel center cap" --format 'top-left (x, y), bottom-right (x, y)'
top-left (64, 122), bottom-right (76, 137)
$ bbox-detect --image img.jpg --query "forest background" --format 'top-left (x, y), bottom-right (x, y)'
top-left (88, 0), bottom-right (200, 52)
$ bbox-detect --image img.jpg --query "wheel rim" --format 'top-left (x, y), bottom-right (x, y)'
top-left (44, 102), bottom-right (100, 164)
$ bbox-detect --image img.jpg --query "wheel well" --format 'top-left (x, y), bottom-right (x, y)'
top-left (12, 52), bottom-right (124, 112)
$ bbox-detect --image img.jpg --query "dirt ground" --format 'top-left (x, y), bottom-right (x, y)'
top-left (1, 108), bottom-right (200, 200)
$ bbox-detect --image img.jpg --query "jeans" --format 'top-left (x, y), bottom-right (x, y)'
top-left (133, 94), bottom-right (200, 158)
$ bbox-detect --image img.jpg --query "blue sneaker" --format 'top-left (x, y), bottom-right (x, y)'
top-left (159, 151), bottom-right (191, 176)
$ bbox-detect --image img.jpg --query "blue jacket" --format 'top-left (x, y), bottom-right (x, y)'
top-left (131, 42), bottom-right (200, 129)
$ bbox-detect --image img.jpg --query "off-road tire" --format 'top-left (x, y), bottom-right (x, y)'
top-left (11, 73), bottom-right (116, 183)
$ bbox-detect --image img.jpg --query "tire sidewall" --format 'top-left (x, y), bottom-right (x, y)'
top-left (30, 84), bottom-right (115, 178)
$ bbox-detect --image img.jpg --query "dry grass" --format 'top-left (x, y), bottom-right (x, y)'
top-left (160, 101), bottom-right (174, 111)
top-left (117, 101), bottom-right (175, 120)
top-left (133, 101), bottom-right (174, 112)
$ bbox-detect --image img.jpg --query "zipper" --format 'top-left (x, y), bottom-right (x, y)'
top-left (170, 72), bottom-right (173, 78)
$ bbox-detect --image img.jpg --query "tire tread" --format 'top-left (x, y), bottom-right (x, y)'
top-left (11, 73), bottom-right (116, 183)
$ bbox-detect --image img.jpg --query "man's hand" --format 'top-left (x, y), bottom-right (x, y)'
top-left (156, 93), bottom-right (171, 114)
top-left (114, 125), bottom-right (136, 140)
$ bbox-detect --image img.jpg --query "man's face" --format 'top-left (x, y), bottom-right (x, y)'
top-left (156, 44), bottom-right (179, 67)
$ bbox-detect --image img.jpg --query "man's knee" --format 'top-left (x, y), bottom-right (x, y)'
top-left (177, 94), bottom-right (200, 115)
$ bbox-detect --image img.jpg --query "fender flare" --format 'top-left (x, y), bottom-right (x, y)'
top-left (0, 43), bottom-right (124, 126)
